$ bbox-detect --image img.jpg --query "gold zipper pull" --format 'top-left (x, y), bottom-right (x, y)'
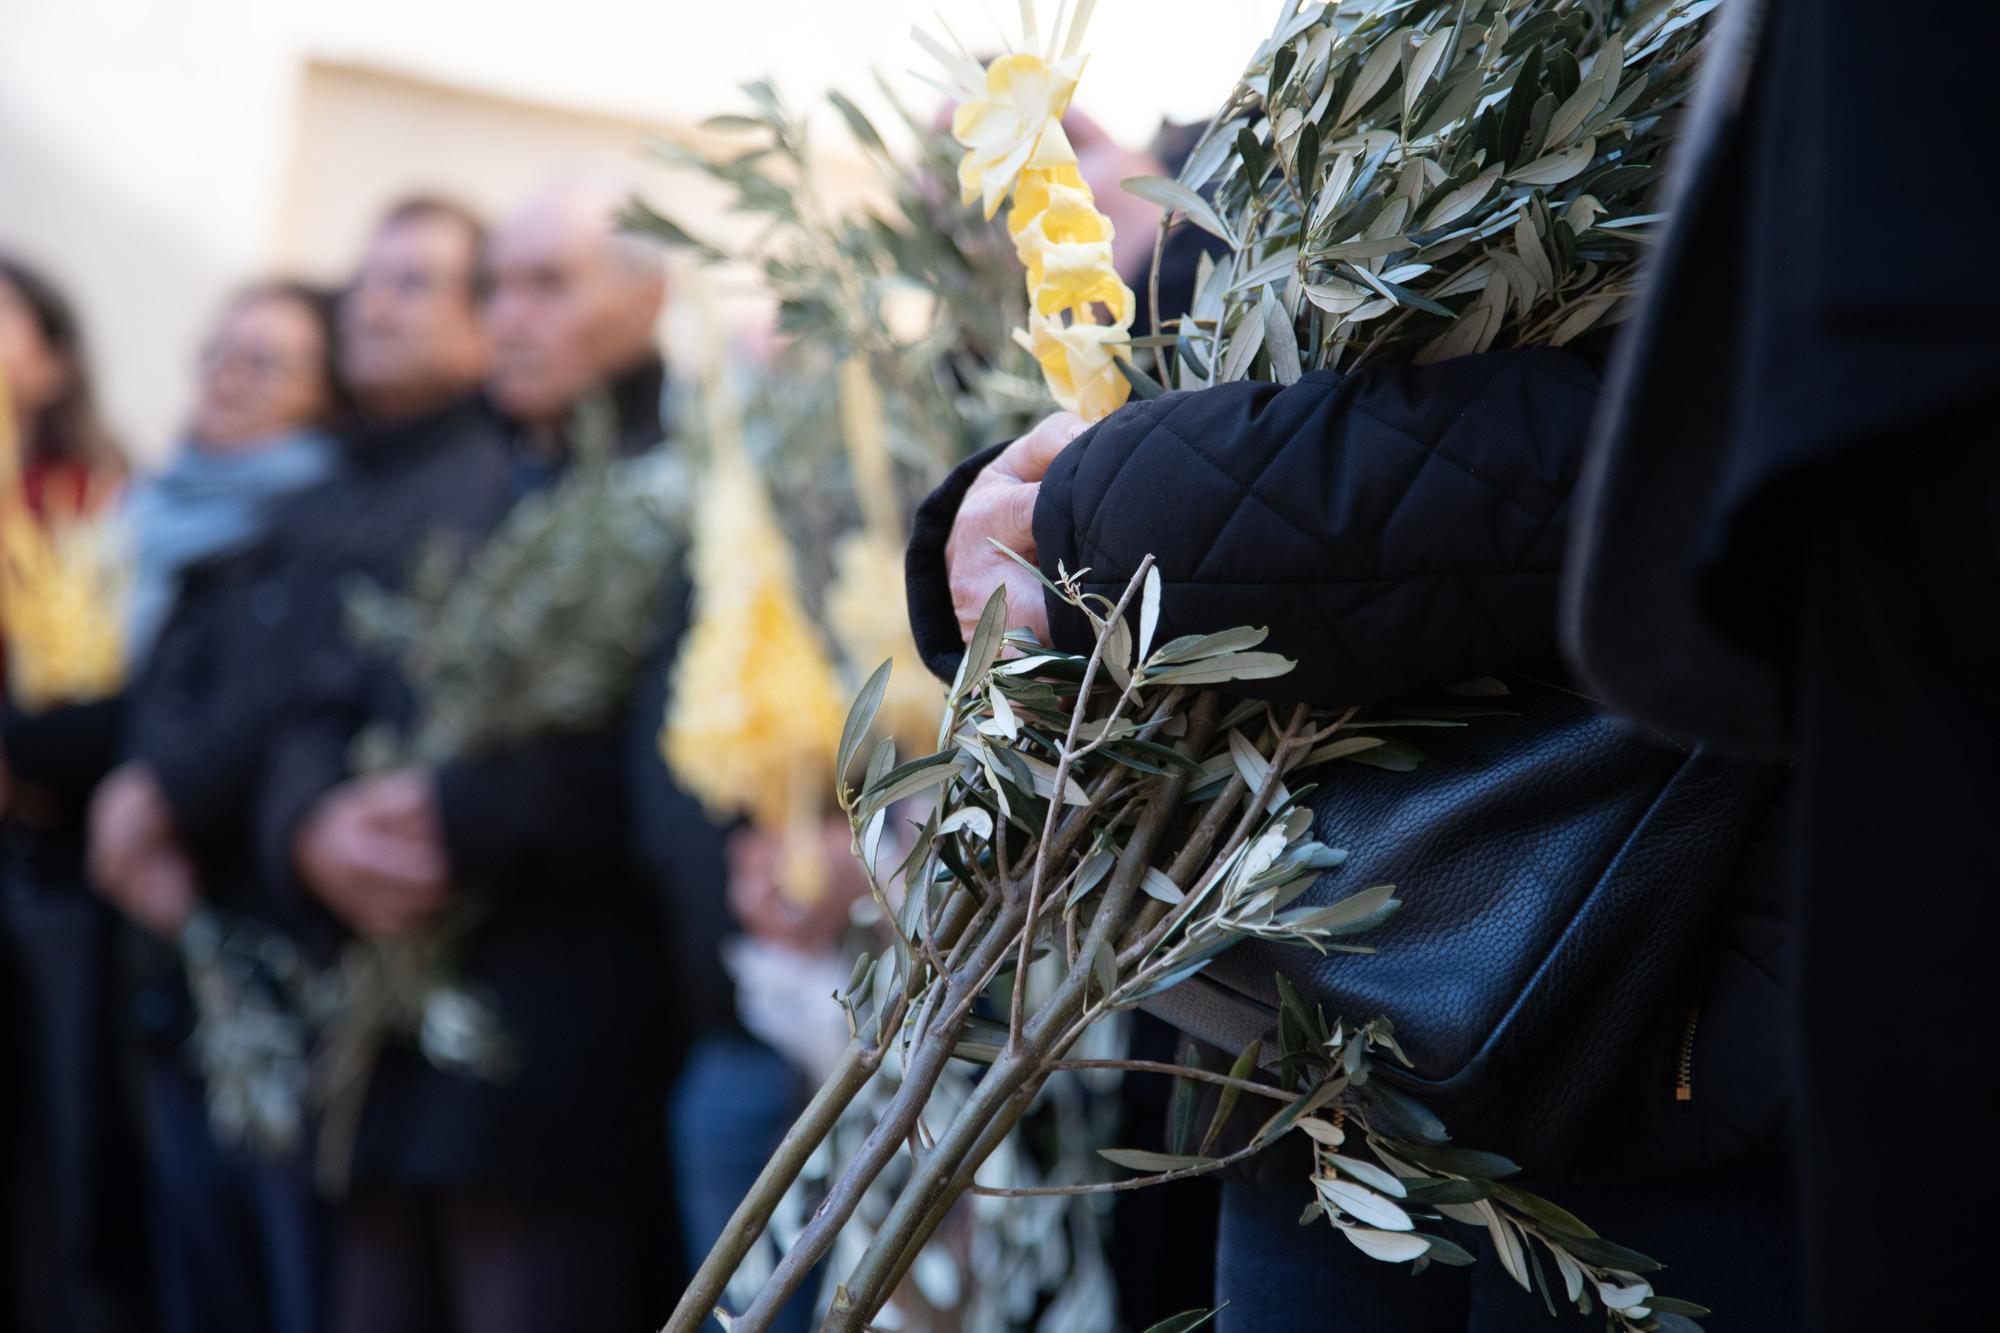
top-left (1674, 1001), bottom-right (1701, 1104)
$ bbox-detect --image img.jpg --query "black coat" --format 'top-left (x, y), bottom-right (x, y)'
top-left (910, 346), bottom-right (1605, 701)
top-left (131, 397), bottom-right (514, 870)
top-left (1562, 0), bottom-right (2000, 751)
top-left (248, 377), bottom-right (675, 1192)
top-left (905, 347), bottom-right (1790, 1179)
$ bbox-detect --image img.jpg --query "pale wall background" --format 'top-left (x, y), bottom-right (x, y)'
top-left (0, 0), bottom-right (1275, 464)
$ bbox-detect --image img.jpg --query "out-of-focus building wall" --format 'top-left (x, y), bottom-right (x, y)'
top-left (274, 61), bottom-right (836, 339)
top-left (1, 0), bottom-right (304, 464)
top-left (1, 0), bottom-right (1270, 464)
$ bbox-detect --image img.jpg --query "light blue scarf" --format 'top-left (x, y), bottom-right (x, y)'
top-left (124, 430), bottom-right (337, 666)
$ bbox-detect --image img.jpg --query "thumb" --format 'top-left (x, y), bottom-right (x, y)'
top-left (1006, 412), bottom-right (1087, 481)
top-left (995, 479), bottom-right (1042, 555)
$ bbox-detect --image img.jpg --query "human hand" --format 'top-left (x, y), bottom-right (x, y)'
top-left (945, 411), bottom-right (1087, 649)
top-left (89, 762), bottom-right (168, 889)
top-left (726, 821), bottom-right (871, 956)
top-left (115, 847), bottom-right (200, 937)
top-left (293, 770), bottom-right (448, 938)
top-left (340, 768), bottom-right (442, 845)
top-left (88, 762), bottom-right (197, 932)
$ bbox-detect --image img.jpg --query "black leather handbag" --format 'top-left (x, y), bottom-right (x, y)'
top-left (1143, 674), bottom-right (1782, 1173)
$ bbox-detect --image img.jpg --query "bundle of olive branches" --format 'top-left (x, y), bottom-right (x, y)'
top-left (631, 77), bottom-right (1142, 1329)
top-left (671, 565), bottom-right (1704, 1333)
top-left (311, 405), bottom-right (688, 1190)
top-left (1120, 0), bottom-right (1718, 389)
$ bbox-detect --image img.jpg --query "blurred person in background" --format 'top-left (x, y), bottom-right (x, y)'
top-left (86, 278), bottom-right (347, 1333)
top-left (0, 255), bottom-right (128, 817)
top-left (264, 180), bottom-right (676, 1333)
top-left (87, 195), bottom-right (496, 977)
top-left (0, 252), bottom-right (145, 1333)
top-left (84, 195), bottom-right (491, 1333)
top-left (0, 255), bottom-right (123, 512)
top-left (483, 182), bottom-right (668, 456)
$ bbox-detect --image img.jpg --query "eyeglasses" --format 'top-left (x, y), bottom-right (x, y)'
top-left (200, 339), bottom-right (306, 381)
top-left (349, 266), bottom-right (486, 302)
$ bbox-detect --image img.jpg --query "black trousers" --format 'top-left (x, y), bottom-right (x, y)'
top-left (327, 1181), bottom-right (651, 1333)
top-left (1790, 434), bottom-right (2000, 1331)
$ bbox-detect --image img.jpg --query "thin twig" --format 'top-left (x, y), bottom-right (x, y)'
top-left (1147, 210), bottom-right (1170, 380)
top-left (843, 695), bottom-right (1221, 1326)
top-left (968, 1134), bottom-right (1270, 1198)
top-left (1121, 703), bottom-right (1312, 968)
top-left (827, 1071), bottom-right (1047, 1331)
top-left (1119, 770), bottom-right (1247, 958)
top-left (1008, 557), bottom-right (1155, 1053)
top-left (1046, 1058), bottom-right (1292, 1102)
top-left (728, 898), bottom-right (1026, 1331)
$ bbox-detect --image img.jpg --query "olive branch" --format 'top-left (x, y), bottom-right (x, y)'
top-left (669, 557), bottom-right (1706, 1332)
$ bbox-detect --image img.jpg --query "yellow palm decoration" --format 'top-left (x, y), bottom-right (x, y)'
top-left (661, 334), bottom-right (847, 899)
top-left (929, 0), bottom-right (1134, 423)
top-left (0, 366), bottom-right (128, 712)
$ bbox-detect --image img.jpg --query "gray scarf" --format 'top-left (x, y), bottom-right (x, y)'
top-left (124, 430), bottom-right (336, 666)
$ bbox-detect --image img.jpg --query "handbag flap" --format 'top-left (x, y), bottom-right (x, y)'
top-left (1141, 677), bottom-right (1770, 1164)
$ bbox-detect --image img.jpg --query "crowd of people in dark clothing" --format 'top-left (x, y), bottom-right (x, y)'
top-left (1, 185), bottom-right (850, 1333)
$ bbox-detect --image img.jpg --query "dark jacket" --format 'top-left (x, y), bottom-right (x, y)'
top-left (1562, 0), bottom-right (2000, 751)
top-left (905, 347), bottom-right (1791, 1180)
top-left (911, 347), bottom-right (1605, 701)
top-left (131, 396), bottom-right (513, 868)
top-left (249, 369), bottom-right (676, 1191)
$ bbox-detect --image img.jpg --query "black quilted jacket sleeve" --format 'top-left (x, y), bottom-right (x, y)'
top-left (907, 347), bottom-right (1603, 709)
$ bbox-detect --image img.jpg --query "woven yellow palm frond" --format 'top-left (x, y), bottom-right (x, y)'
top-left (821, 357), bottom-right (945, 758)
top-left (0, 369), bottom-right (129, 712)
top-left (661, 364), bottom-right (847, 897)
top-left (0, 508), bottom-right (130, 711)
top-left (824, 528), bottom-right (942, 760)
top-left (931, 0), bottom-right (1134, 423)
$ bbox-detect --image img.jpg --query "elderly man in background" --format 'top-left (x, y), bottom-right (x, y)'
top-left (260, 179), bottom-right (678, 1333)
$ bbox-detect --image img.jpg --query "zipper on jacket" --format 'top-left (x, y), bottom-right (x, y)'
top-left (1673, 998), bottom-right (1701, 1105)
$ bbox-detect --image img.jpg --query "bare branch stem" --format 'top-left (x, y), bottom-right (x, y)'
top-left (663, 1039), bottom-right (876, 1333)
top-left (1007, 557), bottom-right (1155, 1052)
top-left (1046, 1058), bottom-right (1290, 1102)
top-left (728, 897), bottom-right (1026, 1331)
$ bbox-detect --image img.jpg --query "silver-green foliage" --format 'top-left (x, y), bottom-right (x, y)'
top-left (676, 563), bottom-right (1704, 1332)
top-left (625, 79), bottom-right (1048, 489)
top-left (345, 405), bottom-right (690, 767)
top-left (1127, 0), bottom-right (1720, 388)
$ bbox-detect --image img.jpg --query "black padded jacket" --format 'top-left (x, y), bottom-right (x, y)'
top-left (910, 347), bottom-right (1602, 702)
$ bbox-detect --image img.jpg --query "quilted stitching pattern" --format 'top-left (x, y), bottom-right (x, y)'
top-left (1034, 348), bottom-right (1603, 706)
